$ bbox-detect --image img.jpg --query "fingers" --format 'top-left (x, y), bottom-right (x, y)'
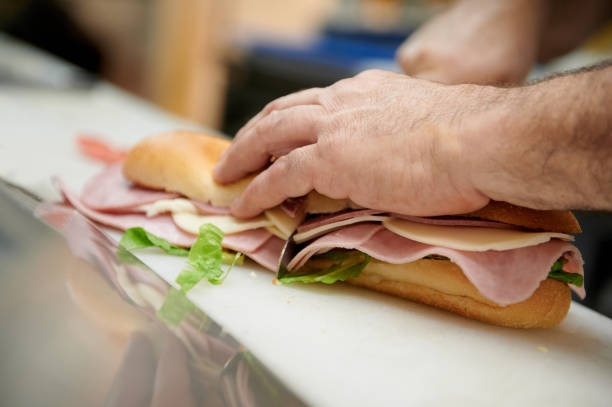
top-left (235, 87), bottom-right (324, 141)
top-left (231, 144), bottom-right (318, 218)
top-left (214, 105), bottom-right (324, 184)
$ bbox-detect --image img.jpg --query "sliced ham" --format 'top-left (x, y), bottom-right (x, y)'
top-left (293, 209), bottom-right (521, 244)
top-left (287, 223), bottom-right (585, 306)
top-left (191, 200), bottom-right (232, 215)
top-left (80, 164), bottom-right (179, 212)
top-left (76, 135), bottom-right (128, 164)
top-left (80, 164), bottom-right (232, 216)
top-left (294, 210), bottom-right (388, 243)
top-left (222, 228), bottom-right (274, 253)
top-left (55, 177), bottom-right (283, 267)
top-left (280, 198), bottom-right (305, 218)
top-left (58, 177), bottom-right (197, 247)
top-left (246, 236), bottom-right (285, 271)
top-left (297, 209), bottom-right (385, 233)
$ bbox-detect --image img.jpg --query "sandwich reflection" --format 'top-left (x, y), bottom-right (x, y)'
top-left (36, 202), bottom-right (304, 407)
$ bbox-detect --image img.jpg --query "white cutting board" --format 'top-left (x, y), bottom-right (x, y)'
top-left (1, 83), bottom-right (612, 406)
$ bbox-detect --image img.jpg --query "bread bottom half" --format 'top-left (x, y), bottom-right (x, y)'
top-left (347, 259), bottom-right (571, 328)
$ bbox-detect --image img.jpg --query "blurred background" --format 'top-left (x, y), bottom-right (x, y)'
top-left (0, 0), bottom-right (441, 134)
top-left (2, 0), bottom-right (611, 132)
top-left (1, 0), bottom-right (611, 316)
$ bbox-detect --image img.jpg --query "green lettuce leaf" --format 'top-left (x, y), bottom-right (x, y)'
top-left (176, 223), bottom-right (239, 292)
top-left (546, 257), bottom-right (583, 287)
top-left (278, 250), bottom-right (370, 284)
top-left (118, 224), bottom-right (241, 293)
top-left (548, 270), bottom-right (583, 287)
top-left (156, 287), bottom-right (196, 326)
top-left (550, 257), bottom-right (568, 272)
top-left (119, 227), bottom-right (189, 256)
top-left (223, 250), bottom-right (244, 266)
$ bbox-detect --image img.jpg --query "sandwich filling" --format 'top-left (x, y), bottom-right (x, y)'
top-left (55, 162), bottom-right (585, 306)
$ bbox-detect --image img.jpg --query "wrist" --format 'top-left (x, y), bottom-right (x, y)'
top-left (447, 84), bottom-right (519, 205)
top-left (458, 68), bottom-right (612, 210)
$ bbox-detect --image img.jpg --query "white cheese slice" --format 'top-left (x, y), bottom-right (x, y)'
top-left (382, 218), bottom-right (573, 252)
top-left (139, 198), bottom-right (197, 217)
top-left (293, 215), bottom-right (390, 243)
top-left (141, 198), bottom-right (300, 239)
top-left (264, 207), bottom-right (305, 240)
top-left (172, 213), bottom-right (273, 235)
top-left (266, 226), bottom-right (288, 240)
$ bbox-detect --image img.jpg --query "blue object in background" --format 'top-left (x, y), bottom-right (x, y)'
top-left (247, 28), bottom-right (413, 76)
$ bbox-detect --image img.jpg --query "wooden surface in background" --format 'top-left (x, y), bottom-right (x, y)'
top-left (145, 0), bottom-right (228, 128)
top-left (65, 0), bottom-right (339, 129)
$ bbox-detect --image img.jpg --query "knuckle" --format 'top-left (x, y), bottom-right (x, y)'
top-left (356, 69), bottom-right (384, 79)
top-left (271, 154), bottom-right (291, 177)
top-left (318, 91), bottom-right (338, 112)
top-left (254, 110), bottom-right (281, 138)
top-left (263, 99), bottom-right (281, 114)
top-left (329, 77), bottom-right (351, 91)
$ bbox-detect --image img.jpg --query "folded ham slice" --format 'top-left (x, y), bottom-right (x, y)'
top-left (58, 177), bottom-right (197, 247)
top-left (56, 177), bottom-right (285, 268)
top-left (287, 223), bottom-right (585, 306)
top-left (222, 228), bottom-right (274, 253)
top-left (80, 164), bottom-right (179, 212)
top-left (81, 163), bottom-right (236, 217)
top-left (191, 200), bottom-right (232, 215)
top-left (246, 236), bottom-right (285, 271)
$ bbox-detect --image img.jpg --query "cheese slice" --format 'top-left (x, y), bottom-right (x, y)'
top-left (172, 213), bottom-right (273, 235)
top-left (264, 206), bottom-right (305, 240)
top-left (140, 198), bottom-right (301, 239)
top-left (382, 218), bottom-right (573, 252)
top-left (139, 198), bottom-right (197, 217)
top-left (266, 225), bottom-right (288, 240)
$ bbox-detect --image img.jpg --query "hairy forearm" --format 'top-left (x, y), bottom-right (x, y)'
top-left (463, 64), bottom-right (612, 210)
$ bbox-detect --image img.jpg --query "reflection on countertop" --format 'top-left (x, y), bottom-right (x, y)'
top-left (0, 181), bottom-right (305, 407)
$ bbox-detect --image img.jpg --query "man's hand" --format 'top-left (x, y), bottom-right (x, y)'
top-left (396, 0), bottom-right (547, 85)
top-left (214, 69), bottom-right (495, 218)
top-left (215, 66), bottom-right (612, 217)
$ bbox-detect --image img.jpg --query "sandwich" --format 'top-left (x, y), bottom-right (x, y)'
top-left (55, 130), bottom-right (585, 328)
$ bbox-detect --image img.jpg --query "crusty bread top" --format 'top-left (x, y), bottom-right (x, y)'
top-left (123, 130), bottom-right (360, 212)
top-left (123, 130), bottom-right (254, 207)
top-left (123, 130), bottom-right (581, 233)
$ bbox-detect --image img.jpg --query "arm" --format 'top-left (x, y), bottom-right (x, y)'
top-left (464, 63), bottom-right (612, 210)
top-left (396, 0), bottom-right (548, 85)
top-left (213, 67), bottom-right (612, 218)
top-left (397, 0), bottom-right (612, 85)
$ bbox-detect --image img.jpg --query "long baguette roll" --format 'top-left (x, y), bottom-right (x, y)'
top-left (122, 130), bottom-right (580, 328)
top-left (346, 258), bottom-right (570, 328)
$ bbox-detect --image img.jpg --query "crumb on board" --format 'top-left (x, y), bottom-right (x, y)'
top-left (249, 271), bottom-right (257, 279)
top-left (536, 345), bottom-right (549, 353)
